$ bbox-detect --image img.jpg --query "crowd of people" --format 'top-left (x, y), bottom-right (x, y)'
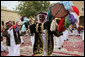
top-left (1, 12), bottom-right (84, 56)
top-left (1, 1), bottom-right (84, 56)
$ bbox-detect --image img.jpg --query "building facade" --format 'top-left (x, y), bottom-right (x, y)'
top-left (1, 6), bottom-right (20, 26)
top-left (72, 1), bottom-right (84, 25)
top-left (1, 1), bottom-right (84, 26)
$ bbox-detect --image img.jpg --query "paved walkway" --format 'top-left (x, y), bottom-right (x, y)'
top-left (1, 34), bottom-right (84, 56)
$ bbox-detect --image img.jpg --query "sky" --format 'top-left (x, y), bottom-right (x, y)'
top-left (1, 1), bottom-right (19, 10)
top-left (1, 1), bottom-right (57, 11)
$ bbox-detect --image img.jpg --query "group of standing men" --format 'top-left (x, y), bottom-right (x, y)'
top-left (1, 12), bottom-right (84, 56)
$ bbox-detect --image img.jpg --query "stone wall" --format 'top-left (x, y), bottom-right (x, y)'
top-left (1, 9), bottom-right (20, 25)
top-left (72, 1), bottom-right (84, 25)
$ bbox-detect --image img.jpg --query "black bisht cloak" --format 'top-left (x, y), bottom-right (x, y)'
top-left (30, 21), bottom-right (54, 56)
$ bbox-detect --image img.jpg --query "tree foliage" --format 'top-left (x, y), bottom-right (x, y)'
top-left (16, 1), bottom-right (50, 18)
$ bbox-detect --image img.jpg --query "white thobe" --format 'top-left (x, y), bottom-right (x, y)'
top-left (8, 29), bottom-right (20, 56)
top-left (41, 30), bottom-right (47, 56)
top-left (20, 36), bottom-right (24, 44)
top-left (63, 30), bottom-right (69, 41)
top-left (74, 29), bottom-right (79, 36)
top-left (55, 35), bottom-right (64, 49)
top-left (31, 36), bottom-right (35, 46)
top-left (1, 41), bottom-right (6, 51)
top-left (1, 33), bottom-right (6, 52)
top-left (19, 30), bottom-right (24, 44)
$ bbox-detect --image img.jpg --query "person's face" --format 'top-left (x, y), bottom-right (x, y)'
top-left (39, 15), bottom-right (45, 23)
top-left (40, 19), bottom-right (45, 23)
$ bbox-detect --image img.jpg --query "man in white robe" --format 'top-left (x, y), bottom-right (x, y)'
top-left (50, 19), bottom-right (63, 49)
top-left (8, 24), bottom-right (20, 56)
top-left (3, 21), bottom-right (21, 56)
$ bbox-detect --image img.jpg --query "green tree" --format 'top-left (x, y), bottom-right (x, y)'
top-left (16, 1), bottom-right (50, 18)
